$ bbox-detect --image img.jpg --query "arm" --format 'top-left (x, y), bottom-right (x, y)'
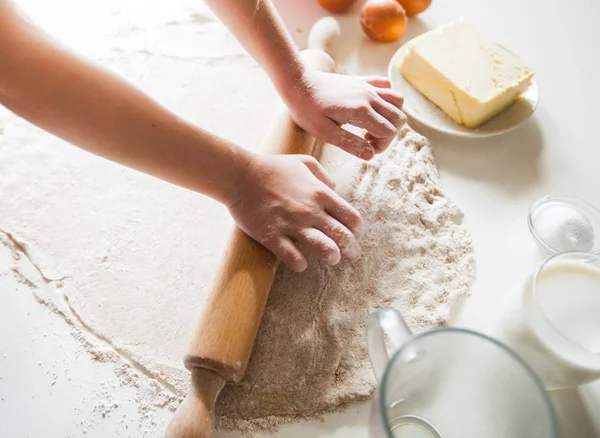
top-left (204, 0), bottom-right (406, 159)
top-left (0, 0), bottom-right (362, 272)
top-left (0, 0), bottom-right (243, 205)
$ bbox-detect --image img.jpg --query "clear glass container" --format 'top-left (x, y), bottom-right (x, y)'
top-left (528, 195), bottom-right (600, 254)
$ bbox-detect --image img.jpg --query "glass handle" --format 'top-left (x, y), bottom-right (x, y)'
top-left (366, 307), bottom-right (413, 383)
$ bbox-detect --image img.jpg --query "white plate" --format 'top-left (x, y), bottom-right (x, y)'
top-left (387, 44), bottom-right (539, 138)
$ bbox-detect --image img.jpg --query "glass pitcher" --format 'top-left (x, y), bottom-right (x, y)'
top-left (366, 307), bottom-right (557, 438)
top-left (492, 251), bottom-right (600, 389)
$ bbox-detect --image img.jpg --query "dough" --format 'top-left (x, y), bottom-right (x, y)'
top-left (0, 0), bottom-right (475, 434)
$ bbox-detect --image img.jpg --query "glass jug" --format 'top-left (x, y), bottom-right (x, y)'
top-left (366, 307), bottom-right (557, 438)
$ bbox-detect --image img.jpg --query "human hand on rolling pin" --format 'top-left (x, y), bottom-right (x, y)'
top-left (281, 72), bottom-right (406, 161)
top-left (228, 153), bottom-right (363, 273)
top-left (204, 0), bottom-right (407, 161)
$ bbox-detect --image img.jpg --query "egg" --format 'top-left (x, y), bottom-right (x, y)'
top-left (360, 0), bottom-right (408, 43)
top-left (396, 0), bottom-right (431, 15)
top-left (317, 0), bottom-right (357, 13)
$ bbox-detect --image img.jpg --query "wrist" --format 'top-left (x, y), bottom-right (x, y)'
top-left (217, 146), bottom-right (257, 209)
top-left (271, 56), bottom-right (310, 106)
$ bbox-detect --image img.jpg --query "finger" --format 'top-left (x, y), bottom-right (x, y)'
top-left (300, 155), bottom-right (336, 190)
top-left (295, 228), bottom-right (341, 266)
top-left (348, 106), bottom-right (397, 139)
top-left (363, 132), bottom-right (392, 153)
top-left (365, 76), bottom-right (391, 88)
top-left (318, 119), bottom-right (375, 160)
top-left (263, 235), bottom-right (308, 273)
top-left (368, 136), bottom-right (394, 154)
top-left (321, 189), bottom-right (364, 239)
top-left (363, 97), bottom-right (406, 153)
top-left (316, 217), bottom-right (361, 261)
top-left (375, 88), bottom-right (404, 110)
top-left (372, 98), bottom-right (405, 129)
top-left (365, 132), bottom-right (378, 149)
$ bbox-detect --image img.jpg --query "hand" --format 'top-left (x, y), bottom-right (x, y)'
top-left (228, 153), bottom-right (363, 272)
top-left (282, 71), bottom-right (406, 160)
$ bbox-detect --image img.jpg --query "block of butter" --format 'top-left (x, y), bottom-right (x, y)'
top-left (400, 21), bottom-right (535, 129)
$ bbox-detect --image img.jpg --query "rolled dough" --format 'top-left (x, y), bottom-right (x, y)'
top-left (0, 0), bottom-right (475, 434)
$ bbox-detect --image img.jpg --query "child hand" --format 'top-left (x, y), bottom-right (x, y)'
top-left (228, 153), bottom-right (363, 272)
top-left (282, 71), bottom-right (406, 160)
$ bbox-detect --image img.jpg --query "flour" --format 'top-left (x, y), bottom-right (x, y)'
top-left (0, 231), bottom-right (177, 436)
top-left (0, 0), bottom-right (475, 435)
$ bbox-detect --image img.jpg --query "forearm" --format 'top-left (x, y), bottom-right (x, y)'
top-left (0, 1), bottom-right (248, 205)
top-left (203, 0), bottom-right (304, 95)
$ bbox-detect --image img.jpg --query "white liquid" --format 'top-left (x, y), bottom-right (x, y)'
top-left (537, 261), bottom-right (600, 353)
top-left (493, 259), bottom-right (600, 389)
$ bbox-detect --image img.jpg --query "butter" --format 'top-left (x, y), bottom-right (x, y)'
top-left (400, 21), bottom-right (535, 128)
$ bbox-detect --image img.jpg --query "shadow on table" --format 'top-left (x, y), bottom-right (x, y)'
top-left (419, 117), bottom-right (544, 195)
top-left (549, 386), bottom-right (600, 438)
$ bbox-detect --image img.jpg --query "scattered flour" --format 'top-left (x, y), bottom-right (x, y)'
top-left (0, 231), bottom-right (179, 436)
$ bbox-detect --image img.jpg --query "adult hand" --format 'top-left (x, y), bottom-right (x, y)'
top-left (228, 153), bottom-right (363, 272)
top-left (283, 71), bottom-right (406, 160)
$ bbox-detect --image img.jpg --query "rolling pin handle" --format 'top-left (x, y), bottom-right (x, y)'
top-left (164, 369), bottom-right (225, 438)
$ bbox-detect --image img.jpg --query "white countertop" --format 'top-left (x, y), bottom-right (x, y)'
top-left (1, 0), bottom-right (600, 437)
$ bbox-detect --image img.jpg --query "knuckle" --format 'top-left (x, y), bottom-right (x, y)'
top-left (298, 202), bottom-right (320, 219)
top-left (312, 188), bottom-right (330, 203)
top-left (368, 90), bottom-right (379, 103)
top-left (257, 231), bottom-right (277, 247)
top-left (287, 255), bottom-right (307, 272)
top-left (309, 236), bottom-right (330, 253)
top-left (312, 240), bottom-right (340, 264)
top-left (317, 105), bottom-right (329, 117)
top-left (325, 219), bottom-right (345, 236)
top-left (384, 122), bottom-right (398, 134)
top-left (274, 242), bottom-right (304, 269)
top-left (331, 227), bottom-right (353, 249)
top-left (355, 103), bottom-right (370, 115)
top-left (282, 246), bottom-right (300, 262)
top-left (388, 105), bottom-right (402, 118)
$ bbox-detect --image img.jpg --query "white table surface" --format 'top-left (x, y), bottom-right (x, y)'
top-left (1, 0), bottom-right (600, 437)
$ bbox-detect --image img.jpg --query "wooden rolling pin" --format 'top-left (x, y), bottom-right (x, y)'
top-left (164, 38), bottom-right (340, 438)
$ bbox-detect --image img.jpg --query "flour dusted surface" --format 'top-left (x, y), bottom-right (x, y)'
top-left (216, 128), bottom-right (475, 432)
top-left (0, 0), bottom-right (475, 435)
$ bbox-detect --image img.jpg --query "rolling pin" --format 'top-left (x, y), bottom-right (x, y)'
top-left (165, 22), bottom-right (341, 437)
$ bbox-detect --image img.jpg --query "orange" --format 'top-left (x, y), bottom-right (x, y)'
top-left (360, 0), bottom-right (408, 43)
top-left (317, 0), bottom-right (357, 13)
top-left (396, 0), bottom-right (432, 15)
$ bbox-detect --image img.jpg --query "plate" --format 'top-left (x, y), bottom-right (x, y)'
top-left (387, 44), bottom-right (539, 138)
